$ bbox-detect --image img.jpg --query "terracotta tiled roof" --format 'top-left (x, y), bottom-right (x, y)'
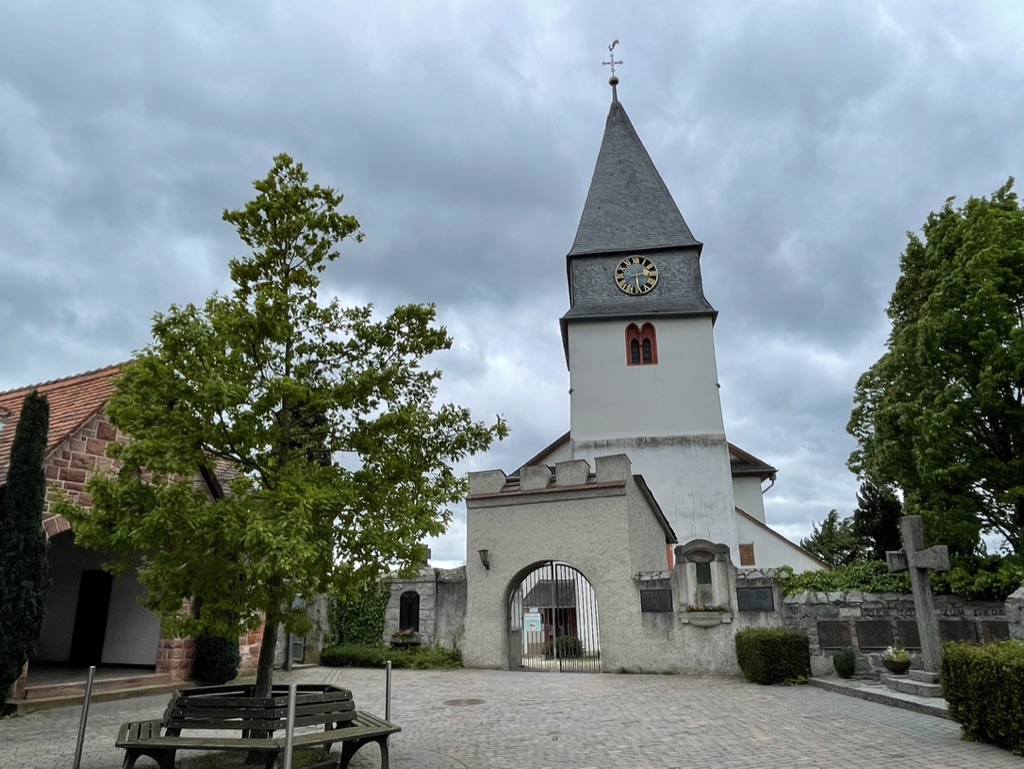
top-left (0, 364), bottom-right (123, 485)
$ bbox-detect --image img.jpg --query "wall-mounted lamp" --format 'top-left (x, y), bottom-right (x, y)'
top-left (478, 549), bottom-right (490, 570)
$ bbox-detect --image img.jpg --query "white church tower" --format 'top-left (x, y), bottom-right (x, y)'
top-left (560, 79), bottom-right (739, 555)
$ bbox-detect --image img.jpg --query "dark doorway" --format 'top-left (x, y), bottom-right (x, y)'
top-left (399, 591), bottom-right (420, 632)
top-left (68, 570), bottom-right (112, 666)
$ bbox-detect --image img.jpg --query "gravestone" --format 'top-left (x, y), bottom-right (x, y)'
top-left (896, 620), bottom-right (921, 649)
top-left (980, 622), bottom-right (1010, 643)
top-left (938, 620), bottom-right (976, 643)
top-left (736, 586), bottom-right (774, 612)
top-left (816, 621), bottom-right (851, 649)
top-left (855, 620), bottom-right (893, 650)
top-left (886, 516), bottom-right (950, 672)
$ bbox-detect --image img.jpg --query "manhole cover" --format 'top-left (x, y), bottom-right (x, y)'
top-left (443, 698), bottom-right (485, 706)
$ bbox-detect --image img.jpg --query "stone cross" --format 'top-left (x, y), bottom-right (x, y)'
top-left (886, 515), bottom-right (950, 672)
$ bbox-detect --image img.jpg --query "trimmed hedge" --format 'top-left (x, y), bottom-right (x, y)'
top-left (321, 643), bottom-right (462, 670)
top-left (941, 640), bottom-right (1024, 755)
top-left (192, 631), bottom-right (241, 685)
top-left (735, 628), bottom-right (810, 685)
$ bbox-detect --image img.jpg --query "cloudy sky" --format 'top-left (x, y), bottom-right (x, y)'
top-left (2, 2), bottom-right (1023, 566)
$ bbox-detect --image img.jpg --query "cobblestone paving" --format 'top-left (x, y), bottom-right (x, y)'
top-left (0, 667), bottom-right (1018, 768)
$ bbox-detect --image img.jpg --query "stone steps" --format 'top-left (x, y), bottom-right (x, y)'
top-left (23, 671), bottom-right (172, 700)
top-left (882, 672), bottom-right (943, 698)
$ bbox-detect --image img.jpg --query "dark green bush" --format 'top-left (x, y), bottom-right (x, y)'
top-left (833, 647), bottom-right (857, 679)
top-left (735, 628), bottom-right (810, 685)
top-left (321, 643), bottom-right (462, 670)
top-left (941, 640), bottom-right (1024, 755)
top-left (192, 631), bottom-right (241, 685)
top-left (543, 635), bottom-right (583, 659)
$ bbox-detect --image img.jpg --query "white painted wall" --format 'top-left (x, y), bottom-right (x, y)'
top-left (574, 438), bottom-right (739, 557)
top-left (568, 316), bottom-right (725, 441)
top-left (733, 477), bottom-right (766, 523)
top-left (567, 315), bottom-right (738, 557)
top-left (736, 513), bottom-right (824, 572)
top-left (101, 568), bottom-right (161, 665)
top-left (35, 531), bottom-right (161, 665)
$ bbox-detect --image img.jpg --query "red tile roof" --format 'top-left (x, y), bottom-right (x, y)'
top-left (0, 364), bottom-right (123, 485)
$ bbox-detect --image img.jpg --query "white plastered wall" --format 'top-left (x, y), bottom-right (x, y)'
top-left (567, 316), bottom-right (738, 555)
top-left (733, 476), bottom-right (767, 523)
top-left (736, 513), bottom-right (824, 572)
top-left (36, 531), bottom-right (161, 665)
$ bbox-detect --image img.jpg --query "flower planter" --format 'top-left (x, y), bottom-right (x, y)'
top-left (882, 658), bottom-right (911, 675)
top-left (680, 611), bottom-right (732, 628)
top-left (390, 639), bottom-right (421, 649)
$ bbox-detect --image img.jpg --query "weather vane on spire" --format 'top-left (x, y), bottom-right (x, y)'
top-left (603, 40), bottom-right (622, 80)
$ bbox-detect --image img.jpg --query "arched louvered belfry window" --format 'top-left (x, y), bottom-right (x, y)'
top-left (399, 591), bottom-right (420, 632)
top-left (625, 323), bottom-right (658, 366)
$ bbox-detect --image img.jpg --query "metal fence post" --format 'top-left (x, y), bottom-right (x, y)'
top-left (72, 665), bottom-right (96, 769)
top-left (385, 660), bottom-right (392, 721)
top-left (282, 682), bottom-right (297, 769)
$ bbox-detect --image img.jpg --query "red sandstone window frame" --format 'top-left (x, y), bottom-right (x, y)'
top-left (625, 323), bottom-right (658, 366)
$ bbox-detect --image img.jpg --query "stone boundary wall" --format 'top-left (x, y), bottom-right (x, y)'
top-left (783, 590), bottom-right (1017, 677)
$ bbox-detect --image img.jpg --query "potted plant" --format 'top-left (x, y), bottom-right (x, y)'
top-left (881, 645), bottom-right (911, 674)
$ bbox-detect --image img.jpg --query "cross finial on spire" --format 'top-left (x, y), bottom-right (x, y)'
top-left (603, 40), bottom-right (622, 101)
top-left (603, 40), bottom-right (622, 80)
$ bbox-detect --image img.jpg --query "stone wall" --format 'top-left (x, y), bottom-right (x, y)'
top-left (42, 412), bottom-right (128, 534)
top-left (783, 590), bottom-right (1014, 677)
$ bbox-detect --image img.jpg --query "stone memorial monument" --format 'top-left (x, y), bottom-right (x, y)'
top-left (885, 515), bottom-right (950, 697)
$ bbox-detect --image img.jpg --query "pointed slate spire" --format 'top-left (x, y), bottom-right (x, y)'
top-left (569, 91), bottom-right (701, 257)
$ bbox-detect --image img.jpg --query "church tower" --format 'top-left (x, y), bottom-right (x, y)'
top-left (561, 79), bottom-right (739, 553)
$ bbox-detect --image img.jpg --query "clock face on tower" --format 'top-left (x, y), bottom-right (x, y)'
top-left (614, 255), bottom-right (659, 295)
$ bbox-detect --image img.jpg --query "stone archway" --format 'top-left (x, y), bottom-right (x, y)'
top-left (506, 561), bottom-right (601, 672)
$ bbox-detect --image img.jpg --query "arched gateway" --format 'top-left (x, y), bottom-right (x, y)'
top-left (507, 561), bottom-right (600, 672)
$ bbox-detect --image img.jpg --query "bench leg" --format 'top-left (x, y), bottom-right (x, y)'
top-left (123, 748), bottom-right (176, 769)
top-left (337, 736), bottom-right (389, 769)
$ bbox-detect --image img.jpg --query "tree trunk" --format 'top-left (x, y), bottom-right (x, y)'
top-left (254, 617), bottom-right (278, 699)
top-left (245, 618), bottom-right (280, 763)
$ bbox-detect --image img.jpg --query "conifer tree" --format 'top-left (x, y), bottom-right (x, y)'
top-left (0, 391), bottom-right (50, 706)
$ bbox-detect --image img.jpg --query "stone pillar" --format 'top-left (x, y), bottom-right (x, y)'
top-left (1007, 587), bottom-right (1024, 642)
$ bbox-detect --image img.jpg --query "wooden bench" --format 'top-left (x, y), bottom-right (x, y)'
top-left (116, 683), bottom-right (399, 769)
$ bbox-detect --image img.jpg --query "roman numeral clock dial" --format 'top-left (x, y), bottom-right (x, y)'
top-left (614, 255), bottom-right (659, 295)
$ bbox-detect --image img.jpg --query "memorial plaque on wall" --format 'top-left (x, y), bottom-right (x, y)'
top-left (736, 587), bottom-right (774, 612)
top-left (939, 620), bottom-right (977, 643)
top-left (640, 588), bottom-right (673, 613)
top-left (817, 621), bottom-right (851, 649)
top-left (896, 620), bottom-right (921, 649)
top-left (980, 622), bottom-right (1010, 643)
top-left (856, 620), bottom-right (893, 650)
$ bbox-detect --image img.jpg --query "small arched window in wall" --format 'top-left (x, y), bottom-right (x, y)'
top-left (625, 323), bottom-right (658, 366)
top-left (399, 591), bottom-right (420, 632)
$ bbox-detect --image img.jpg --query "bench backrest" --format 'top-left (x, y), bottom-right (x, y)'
top-left (163, 684), bottom-right (357, 734)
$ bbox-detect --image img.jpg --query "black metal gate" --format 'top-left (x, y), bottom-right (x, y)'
top-left (508, 561), bottom-right (601, 672)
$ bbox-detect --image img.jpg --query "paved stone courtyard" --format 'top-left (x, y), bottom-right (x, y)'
top-left (1, 666), bottom-right (1019, 768)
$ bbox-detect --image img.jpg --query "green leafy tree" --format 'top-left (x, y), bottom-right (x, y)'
top-left (848, 179), bottom-right (1024, 555)
top-left (851, 481), bottom-right (903, 561)
top-left (61, 154), bottom-right (507, 696)
top-left (0, 392), bottom-right (50, 707)
top-left (799, 509), bottom-right (863, 569)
